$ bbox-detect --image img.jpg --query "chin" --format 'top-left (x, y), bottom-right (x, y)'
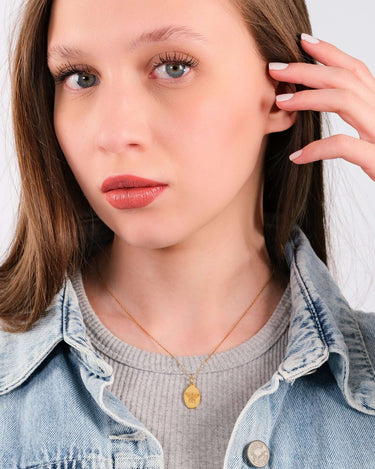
top-left (115, 227), bottom-right (187, 251)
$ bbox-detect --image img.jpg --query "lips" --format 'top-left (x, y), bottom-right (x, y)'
top-left (101, 174), bottom-right (167, 192)
top-left (101, 174), bottom-right (168, 210)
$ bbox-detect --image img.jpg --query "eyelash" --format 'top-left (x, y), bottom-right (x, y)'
top-left (151, 51), bottom-right (199, 72)
top-left (52, 51), bottom-right (200, 86)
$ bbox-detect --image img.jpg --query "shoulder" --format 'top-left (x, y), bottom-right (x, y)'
top-left (0, 275), bottom-right (110, 397)
top-left (0, 279), bottom-right (70, 396)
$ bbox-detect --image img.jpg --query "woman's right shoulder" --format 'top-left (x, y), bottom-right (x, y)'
top-left (0, 281), bottom-right (70, 399)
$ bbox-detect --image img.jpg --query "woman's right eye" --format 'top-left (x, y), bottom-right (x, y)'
top-left (52, 63), bottom-right (100, 90)
top-left (64, 72), bottom-right (99, 90)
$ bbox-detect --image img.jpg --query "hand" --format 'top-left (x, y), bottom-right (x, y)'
top-left (268, 33), bottom-right (375, 181)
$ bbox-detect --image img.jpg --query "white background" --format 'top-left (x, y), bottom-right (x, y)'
top-left (0, 0), bottom-right (374, 311)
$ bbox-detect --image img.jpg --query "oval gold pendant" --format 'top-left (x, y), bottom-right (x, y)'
top-left (183, 383), bottom-right (201, 409)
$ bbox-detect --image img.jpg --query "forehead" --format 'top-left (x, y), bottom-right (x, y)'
top-left (47, 0), bottom-right (252, 53)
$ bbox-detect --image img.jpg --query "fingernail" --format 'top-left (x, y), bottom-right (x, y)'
top-left (301, 33), bottom-right (320, 44)
top-left (289, 150), bottom-right (303, 161)
top-left (276, 93), bottom-right (294, 102)
top-left (269, 62), bottom-right (289, 70)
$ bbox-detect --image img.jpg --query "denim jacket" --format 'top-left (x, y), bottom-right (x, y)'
top-left (1, 226), bottom-right (375, 469)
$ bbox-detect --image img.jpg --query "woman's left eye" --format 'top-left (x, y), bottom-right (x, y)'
top-left (153, 63), bottom-right (190, 79)
top-left (151, 52), bottom-right (199, 80)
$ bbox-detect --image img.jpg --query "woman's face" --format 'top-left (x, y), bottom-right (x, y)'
top-left (48, 0), bottom-right (291, 250)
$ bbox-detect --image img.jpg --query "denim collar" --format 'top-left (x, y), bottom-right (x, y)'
top-left (1, 227), bottom-right (375, 414)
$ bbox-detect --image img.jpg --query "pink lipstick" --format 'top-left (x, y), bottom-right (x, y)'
top-left (101, 174), bottom-right (167, 209)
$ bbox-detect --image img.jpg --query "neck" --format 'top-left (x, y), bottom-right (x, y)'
top-left (88, 214), bottom-right (280, 332)
top-left (104, 221), bottom-right (270, 307)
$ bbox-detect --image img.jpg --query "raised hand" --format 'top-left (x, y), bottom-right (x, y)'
top-left (269, 33), bottom-right (375, 181)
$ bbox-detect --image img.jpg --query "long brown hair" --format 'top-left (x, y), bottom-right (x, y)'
top-left (0, 0), bottom-right (327, 333)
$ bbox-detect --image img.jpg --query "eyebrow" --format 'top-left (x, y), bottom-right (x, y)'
top-left (47, 25), bottom-right (209, 60)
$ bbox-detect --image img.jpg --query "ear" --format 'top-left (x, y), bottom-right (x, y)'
top-left (265, 81), bottom-right (298, 134)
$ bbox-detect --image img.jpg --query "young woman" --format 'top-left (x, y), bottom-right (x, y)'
top-left (1, 0), bottom-right (375, 467)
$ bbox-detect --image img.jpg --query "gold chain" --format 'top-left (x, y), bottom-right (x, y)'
top-left (96, 267), bottom-right (274, 408)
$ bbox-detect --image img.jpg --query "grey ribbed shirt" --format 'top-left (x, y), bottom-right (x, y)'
top-left (71, 272), bottom-right (291, 469)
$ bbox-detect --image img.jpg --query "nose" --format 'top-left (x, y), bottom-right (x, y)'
top-left (94, 80), bottom-right (152, 155)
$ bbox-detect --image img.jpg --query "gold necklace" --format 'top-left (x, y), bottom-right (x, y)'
top-left (96, 267), bottom-right (274, 409)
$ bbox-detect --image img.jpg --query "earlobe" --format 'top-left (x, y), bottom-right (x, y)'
top-left (265, 81), bottom-right (298, 134)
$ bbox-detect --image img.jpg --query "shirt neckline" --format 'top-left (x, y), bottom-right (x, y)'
top-left (71, 271), bottom-right (291, 374)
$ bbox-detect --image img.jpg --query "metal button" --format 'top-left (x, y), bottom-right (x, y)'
top-left (246, 440), bottom-right (270, 467)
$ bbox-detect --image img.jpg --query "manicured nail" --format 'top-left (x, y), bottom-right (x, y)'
top-left (289, 150), bottom-right (303, 161)
top-left (269, 62), bottom-right (289, 70)
top-left (301, 33), bottom-right (320, 44)
top-left (276, 93), bottom-right (294, 102)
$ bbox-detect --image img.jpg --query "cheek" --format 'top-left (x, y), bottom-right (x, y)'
top-left (168, 76), bottom-right (271, 185)
top-left (54, 97), bottom-right (75, 159)
top-left (54, 98), bottom-right (92, 186)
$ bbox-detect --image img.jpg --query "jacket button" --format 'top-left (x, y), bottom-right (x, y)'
top-left (246, 440), bottom-right (270, 467)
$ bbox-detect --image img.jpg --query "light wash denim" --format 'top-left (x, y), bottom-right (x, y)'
top-left (1, 226), bottom-right (375, 468)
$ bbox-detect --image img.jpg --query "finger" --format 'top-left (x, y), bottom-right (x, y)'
top-left (276, 89), bottom-right (375, 143)
top-left (269, 62), bottom-right (373, 105)
top-left (299, 33), bottom-right (375, 93)
top-left (289, 134), bottom-right (375, 181)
